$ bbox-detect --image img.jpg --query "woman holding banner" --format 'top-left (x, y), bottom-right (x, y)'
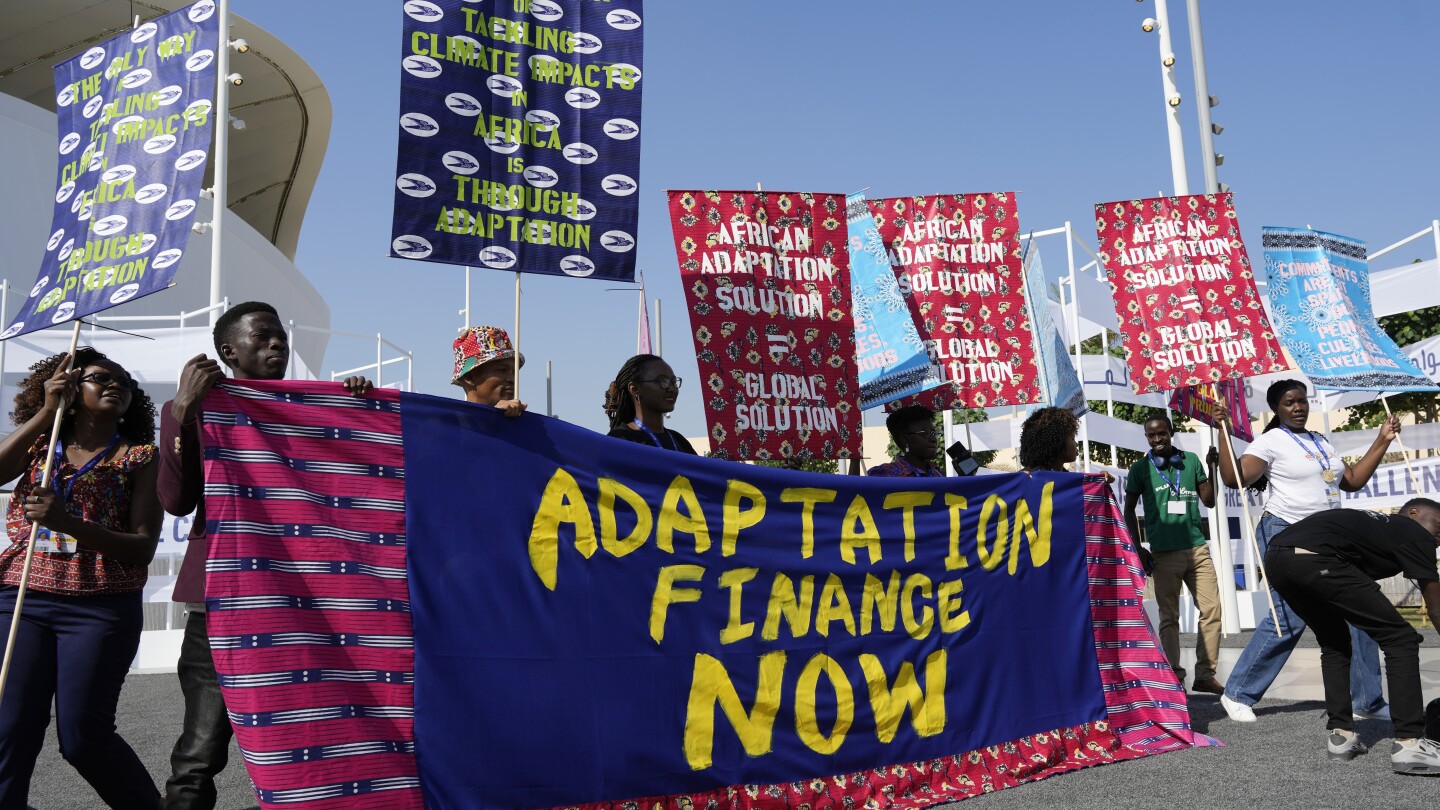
top-left (868, 406), bottom-right (942, 477)
top-left (1214, 379), bottom-right (1401, 724)
top-left (0, 349), bottom-right (162, 808)
top-left (605, 354), bottom-right (697, 454)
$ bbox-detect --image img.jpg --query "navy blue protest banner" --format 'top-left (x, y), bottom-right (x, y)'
top-left (390, 0), bottom-right (643, 282)
top-left (2, 2), bottom-right (218, 340)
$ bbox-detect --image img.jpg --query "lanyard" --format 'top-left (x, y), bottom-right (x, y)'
top-left (634, 422), bottom-right (675, 451)
top-left (897, 457), bottom-right (938, 478)
top-left (1148, 454), bottom-right (1182, 496)
top-left (51, 434), bottom-right (121, 501)
top-left (1280, 426), bottom-right (1332, 479)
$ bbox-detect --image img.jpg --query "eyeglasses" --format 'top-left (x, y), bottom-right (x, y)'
top-left (638, 376), bottom-right (683, 391)
top-left (79, 371), bottom-right (138, 391)
top-left (905, 429), bottom-right (939, 437)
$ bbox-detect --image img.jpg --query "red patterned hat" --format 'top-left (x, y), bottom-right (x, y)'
top-left (451, 326), bottom-right (522, 385)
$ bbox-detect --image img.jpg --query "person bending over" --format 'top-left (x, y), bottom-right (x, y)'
top-left (1263, 500), bottom-right (1440, 773)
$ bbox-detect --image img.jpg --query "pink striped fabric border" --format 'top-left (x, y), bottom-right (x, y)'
top-left (202, 381), bottom-right (422, 809)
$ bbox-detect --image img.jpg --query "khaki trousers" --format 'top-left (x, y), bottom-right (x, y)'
top-left (1151, 544), bottom-right (1222, 683)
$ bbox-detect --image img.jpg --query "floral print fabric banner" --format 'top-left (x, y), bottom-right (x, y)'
top-left (1262, 226), bottom-right (1438, 392)
top-left (869, 193), bottom-right (1040, 410)
top-left (668, 190), bottom-right (859, 460)
top-left (1094, 193), bottom-right (1288, 394)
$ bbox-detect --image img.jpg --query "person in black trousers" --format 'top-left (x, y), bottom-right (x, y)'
top-left (1264, 499), bottom-right (1440, 774)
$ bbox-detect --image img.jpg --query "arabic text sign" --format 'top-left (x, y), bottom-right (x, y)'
top-left (1095, 193), bottom-right (1288, 393)
top-left (390, 0), bottom-right (643, 282)
top-left (404, 398), bottom-right (1102, 806)
top-left (669, 190), bottom-right (860, 460)
top-left (870, 193), bottom-right (1040, 410)
top-left (4, 2), bottom-right (218, 340)
top-left (1262, 227), bottom-right (1439, 392)
top-left (847, 193), bottom-right (941, 410)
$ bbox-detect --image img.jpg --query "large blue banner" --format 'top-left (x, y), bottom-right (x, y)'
top-left (1021, 241), bottom-right (1087, 415)
top-left (1262, 226), bottom-right (1439, 391)
top-left (847, 193), bottom-right (943, 409)
top-left (3, 2), bottom-right (218, 340)
top-left (403, 397), bottom-right (1102, 808)
top-left (390, 0), bottom-right (643, 282)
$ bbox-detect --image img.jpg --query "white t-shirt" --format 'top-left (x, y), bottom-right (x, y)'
top-left (1242, 427), bottom-right (1345, 524)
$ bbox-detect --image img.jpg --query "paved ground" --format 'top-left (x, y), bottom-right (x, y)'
top-left (18, 630), bottom-right (1440, 809)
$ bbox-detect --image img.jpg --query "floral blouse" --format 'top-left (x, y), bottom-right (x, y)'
top-left (2, 436), bottom-right (156, 595)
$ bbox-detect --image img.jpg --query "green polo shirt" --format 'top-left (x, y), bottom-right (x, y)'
top-left (1126, 451), bottom-right (1209, 552)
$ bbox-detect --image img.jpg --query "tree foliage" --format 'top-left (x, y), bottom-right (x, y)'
top-left (1338, 294), bottom-right (1440, 431)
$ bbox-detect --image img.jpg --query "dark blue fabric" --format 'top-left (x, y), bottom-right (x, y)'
top-left (4, 3), bottom-right (218, 339)
top-left (389, 0), bottom-right (643, 282)
top-left (403, 395), bottom-right (1104, 808)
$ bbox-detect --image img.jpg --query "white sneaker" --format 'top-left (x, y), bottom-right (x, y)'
top-left (1391, 738), bottom-right (1440, 775)
top-left (1222, 693), bottom-right (1257, 722)
top-left (1355, 705), bottom-right (1391, 721)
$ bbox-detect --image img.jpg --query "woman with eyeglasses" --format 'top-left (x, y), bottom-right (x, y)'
top-left (603, 354), bottom-right (696, 454)
top-left (867, 405), bottom-right (942, 477)
top-left (0, 348), bottom-right (162, 808)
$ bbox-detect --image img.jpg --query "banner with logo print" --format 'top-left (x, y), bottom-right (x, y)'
top-left (390, 0), bottom-right (643, 282)
top-left (1094, 193), bottom-right (1289, 394)
top-left (846, 192), bottom-right (943, 410)
top-left (668, 190), bottom-right (859, 460)
top-left (1262, 227), bottom-right (1439, 392)
top-left (869, 193), bottom-right (1040, 410)
top-left (2, 2), bottom-right (218, 340)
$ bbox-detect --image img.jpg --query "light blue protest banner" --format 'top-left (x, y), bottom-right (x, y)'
top-left (1262, 226), bottom-right (1439, 391)
top-left (846, 193), bottom-right (942, 409)
top-left (2, 2), bottom-right (219, 340)
top-left (1022, 240), bottom-right (1087, 415)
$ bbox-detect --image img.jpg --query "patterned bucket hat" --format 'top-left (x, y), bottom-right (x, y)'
top-left (451, 325), bottom-right (523, 385)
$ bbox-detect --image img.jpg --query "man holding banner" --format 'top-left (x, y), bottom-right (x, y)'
top-left (1123, 414), bottom-right (1224, 696)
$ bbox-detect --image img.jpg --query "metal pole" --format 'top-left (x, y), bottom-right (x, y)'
top-left (1064, 221), bottom-right (1090, 469)
top-left (1185, 0), bottom-right (1221, 194)
top-left (1102, 328), bottom-right (1116, 467)
top-left (513, 272), bottom-right (522, 397)
top-left (406, 351), bottom-right (413, 392)
top-left (286, 319), bottom-right (295, 380)
top-left (546, 360), bottom-right (553, 417)
top-left (1208, 423), bottom-right (1241, 635)
top-left (208, 0), bottom-right (233, 326)
top-left (462, 266), bottom-right (472, 329)
top-left (375, 333), bottom-right (383, 389)
top-left (0, 280), bottom-right (8, 406)
top-left (1153, 0), bottom-right (1190, 196)
top-left (655, 298), bottom-right (662, 357)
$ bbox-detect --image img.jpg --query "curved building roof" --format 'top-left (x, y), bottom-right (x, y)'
top-left (0, 0), bottom-right (330, 260)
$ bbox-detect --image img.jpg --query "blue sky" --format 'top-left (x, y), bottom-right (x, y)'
top-left (233, 0), bottom-right (1440, 439)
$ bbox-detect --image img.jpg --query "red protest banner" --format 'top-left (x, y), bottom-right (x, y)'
top-left (668, 190), bottom-right (860, 460)
top-left (869, 193), bottom-right (1040, 409)
top-left (1095, 193), bottom-right (1288, 394)
top-left (1169, 377), bottom-right (1254, 442)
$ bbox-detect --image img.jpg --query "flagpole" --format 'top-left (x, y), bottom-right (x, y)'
top-left (208, 0), bottom-right (233, 327)
top-left (1207, 420), bottom-right (1241, 635)
top-left (0, 320), bottom-right (83, 702)
top-left (1381, 395), bottom-right (1422, 495)
top-left (1213, 383), bottom-right (1281, 637)
top-left (513, 271), bottom-right (522, 393)
top-left (655, 298), bottom-right (662, 357)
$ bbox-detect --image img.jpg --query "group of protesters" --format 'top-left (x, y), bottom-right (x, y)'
top-left (1, 303), bottom-right (1439, 808)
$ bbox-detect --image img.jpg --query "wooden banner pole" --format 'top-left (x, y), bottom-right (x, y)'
top-left (0, 321), bottom-right (83, 702)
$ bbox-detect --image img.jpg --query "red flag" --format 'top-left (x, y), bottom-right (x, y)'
top-left (870, 193), bottom-right (1040, 409)
top-left (667, 190), bottom-right (860, 460)
top-left (1169, 377), bottom-right (1254, 441)
top-left (1095, 193), bottom-right (1288, 393)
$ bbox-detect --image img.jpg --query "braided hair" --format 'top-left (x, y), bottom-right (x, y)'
top-left (1019, 406), bottom-right (1080, 472)
top-left (1247, 378), bottom-right (1309, 493)
top-left (11, 347), bottom-right (157, 445)
top-left (604, 354), bottom-right (663, 430)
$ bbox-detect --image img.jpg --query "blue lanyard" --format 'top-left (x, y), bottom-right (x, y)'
top-left (51, 434), bottom-right (121, 501)
top-left (1148, 454), bottom-right (1182, 496)
top-left (1280, 426), bottom-right (1331, 477)
top-left (897, 457), bottom-right (938, 478)
top-left (634, 422), bottom-right (675, 451)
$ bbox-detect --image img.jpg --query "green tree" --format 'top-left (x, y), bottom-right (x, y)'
top-left (1075, 329), bottom-right (1196, 468)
